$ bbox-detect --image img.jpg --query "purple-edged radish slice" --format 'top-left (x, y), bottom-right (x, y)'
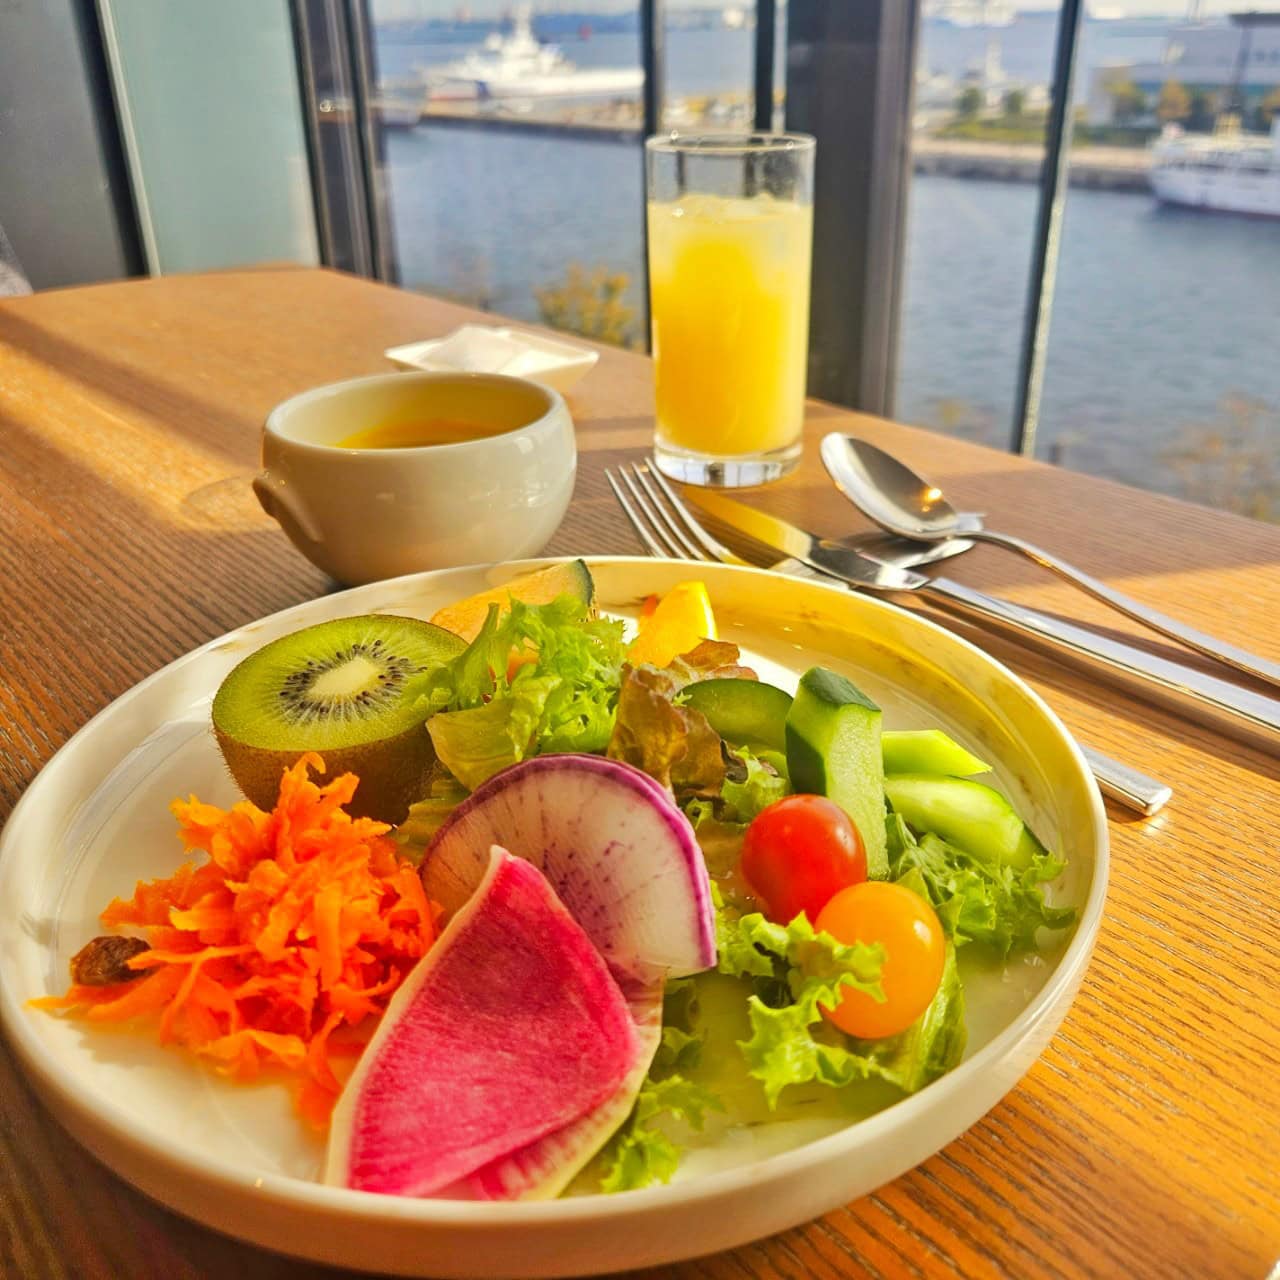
top-left (424, 754), bottom-right (716, 982)
top-left (437, 982), bottom-right (663, 1201)
top-left (326, 847), bottom-right (638, 1198)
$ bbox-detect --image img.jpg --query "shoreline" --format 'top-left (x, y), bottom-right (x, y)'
top-left (414, 110), bottom-right (1151, 190)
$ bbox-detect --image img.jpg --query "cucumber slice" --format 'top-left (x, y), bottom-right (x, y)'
top-left (683, 678), bottom-right (793, 753)
top-left (785, 668), bottom-right (888, 879)
top-left (883, 774), bottom-right (1046, 871)
top-left (882, 729), bottom-right (990, 778)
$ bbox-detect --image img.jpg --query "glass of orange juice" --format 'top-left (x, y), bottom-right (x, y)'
top-left (645, 132), bottom-right (815, 486)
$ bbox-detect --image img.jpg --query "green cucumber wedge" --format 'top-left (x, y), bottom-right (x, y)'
top-left (785, 668), bottom-right (888, 879)
top-left (882, 729), bottom-right (990, 778)
top-left (883, 774), bottom-right (1046, 871)
top-left (683, 678), bottom-right (793, 753)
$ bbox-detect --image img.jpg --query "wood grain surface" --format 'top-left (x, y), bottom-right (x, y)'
top-left (1, 267), bottom-right (1277, 1280)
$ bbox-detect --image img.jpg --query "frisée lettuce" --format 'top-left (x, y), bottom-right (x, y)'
top-left (406, 597), bottom-right (627, 787)
top-left (886, 814), bottom-right (1075, 957)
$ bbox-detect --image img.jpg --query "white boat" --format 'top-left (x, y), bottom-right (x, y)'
top-left (423, 6), bottom-right (643, 104)
top-left (923, 0), bottom-right (1016, 29)
top-left (1150, 119), bottom-right (1280, 218)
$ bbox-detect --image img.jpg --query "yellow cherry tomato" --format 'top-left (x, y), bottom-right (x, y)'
top-left (815, 881), bottom-right (946, 1039)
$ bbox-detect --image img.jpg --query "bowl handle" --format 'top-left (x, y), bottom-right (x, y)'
top-left (252, 473), bottom-right (324, 548)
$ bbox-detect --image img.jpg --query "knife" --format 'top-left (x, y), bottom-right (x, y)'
top-left (688, 488), bottom-right (1280, 757)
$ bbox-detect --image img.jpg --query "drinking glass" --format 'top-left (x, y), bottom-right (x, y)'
top-left (645, 132), bottom-right (815, 487)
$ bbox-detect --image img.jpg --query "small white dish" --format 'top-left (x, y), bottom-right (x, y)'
top-left (385, 325), bottom-right (600, 393)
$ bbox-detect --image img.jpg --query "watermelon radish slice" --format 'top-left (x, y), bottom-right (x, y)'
top-left (326, 847), bottom-right (639, 1197)
top-left (439, 981), bottom-right (663, 1201)
top-left (424, 754), bottom-right (715, 982)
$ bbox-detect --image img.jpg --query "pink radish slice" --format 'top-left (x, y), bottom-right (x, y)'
top-left (424, 754), bottom-right (715, 982)
top-left (440, 980), bottom-right (663, 1201)
top-left (326, 847), bottom-right (638, 1198)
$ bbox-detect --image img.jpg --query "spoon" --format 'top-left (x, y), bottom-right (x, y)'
top-left (821, 433), bottom-right (1280, 693)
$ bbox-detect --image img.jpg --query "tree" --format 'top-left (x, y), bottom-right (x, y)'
top-left (1109, 79), bottom-right (1147, 124)
top-left (1187, 88), bottom-right (1216, 133)
top-left (1256, 86), bottom-right (1280, 129)
top-left (955, 86), bottom-right (983, 119)
top-left (1157, 79), bottom-right (1190, 123)
top-left (535, 263), bottom-right (638, 349)
top-left (1002, 88), bottom-right (1025, 118)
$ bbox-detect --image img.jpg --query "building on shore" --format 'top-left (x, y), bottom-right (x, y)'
top-left (1088, 12), bottom-right (1280, 126)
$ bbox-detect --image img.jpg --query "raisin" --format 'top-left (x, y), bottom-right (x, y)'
top-left (70, 936), bottom-right (150, 986)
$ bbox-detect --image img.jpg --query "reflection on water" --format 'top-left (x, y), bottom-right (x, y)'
top-left (897, 176), bottom-right (1280, 517)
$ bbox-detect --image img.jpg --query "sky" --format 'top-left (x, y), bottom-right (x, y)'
top-left (371, 0), bottom-right (1280, 21)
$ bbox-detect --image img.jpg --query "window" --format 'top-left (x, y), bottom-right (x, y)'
top-left (897, 8), bottom-right (1076, 448)
top-left (367, 1), bottom-right (762, 351)
top-left (898, 7), bottom-right (1279, 522)
top-left (301, 3), bottom-right (1279, 523)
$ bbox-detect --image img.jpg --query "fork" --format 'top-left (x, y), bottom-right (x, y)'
top-left (605, 459), bottom-right (1172, 818)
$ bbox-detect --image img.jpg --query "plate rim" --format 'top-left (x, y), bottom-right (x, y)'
top-left (0, 556), bottom-right (1109, 1231)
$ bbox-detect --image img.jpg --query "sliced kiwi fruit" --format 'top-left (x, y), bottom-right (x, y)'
top-left (212, 615), bottom-right (464, 823)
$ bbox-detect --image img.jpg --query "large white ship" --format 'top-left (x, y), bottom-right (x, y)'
top-left (1150, 118), bottom-right (1280, 218)
top-left (424, 7), bottom-right (643, 104)
top-left (923, 0), bottom-right (1016, 28)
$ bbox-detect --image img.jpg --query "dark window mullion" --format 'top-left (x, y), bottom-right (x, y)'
top-left (344, 0), bottom-right (399, 283)
top-left (289, 0), bottom-right (375, 277)
top-left (754, 0), bottom-right (777, 132)
top-left (640, 0), bottom-right (665, 349)
top-left (784, 0), bottom-right (920, 417)
top-left (1010, 0), bottom-right (1086, 456)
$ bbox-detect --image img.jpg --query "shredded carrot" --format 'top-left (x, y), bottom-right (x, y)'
top-left (40, 754), bottom-right (435, 1129)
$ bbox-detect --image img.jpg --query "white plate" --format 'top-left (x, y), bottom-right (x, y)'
top-left (384, 326), bottom-right (599, 393)
top-left (0, 558), bottom-right (1107, 1277)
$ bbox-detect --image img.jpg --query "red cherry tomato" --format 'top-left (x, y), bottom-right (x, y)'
top-left (740, 795), bottom-right (867, 924)
top-left (815, 881), bottom-right (946, 1039)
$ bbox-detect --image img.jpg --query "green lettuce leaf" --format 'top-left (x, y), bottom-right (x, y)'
top-left (719, 746), bottom-right (788, 824)
top-left (406, 596), bottom-right (627, 787)
top-left (395, 772), bottom-right (469, 853)
top-left (683, 796), bottom-right (719, 829)
top-left (599, 1075), bottom-right (721, 1193)
top-left (425, 677), bottom-right (558, 791)
top-left (886, 813), bottom-right (1075, 956)
top-left (714, 897), bottom-right (892, 1107)
top-left (721, 877), bottom-right (970, 1105)
top-left (652, 977), bottom-right (704, 1072)
top-left (599, 977), bottom-right (722, 1193)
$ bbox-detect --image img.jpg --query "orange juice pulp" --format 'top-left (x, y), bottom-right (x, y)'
top-left (647, 193), bottom-right (812, 458)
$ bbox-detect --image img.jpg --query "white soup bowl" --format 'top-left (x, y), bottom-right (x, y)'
top-left (253, 371), bottom-right (576, 585)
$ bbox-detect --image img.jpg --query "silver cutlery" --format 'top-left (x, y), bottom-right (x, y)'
top-left (822, 433), bottom-right (1280, 693)
top-left (606, 461), bottom-right (1173, 817)
top-left (682, 481), bottom-right (1280, 760)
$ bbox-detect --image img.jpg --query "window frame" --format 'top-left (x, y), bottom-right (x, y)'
top-left (285, 0), bottom-right (1088, 456)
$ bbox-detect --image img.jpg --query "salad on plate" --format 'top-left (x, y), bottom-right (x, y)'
top-left (37, 559), bottom-right (1075, 1202)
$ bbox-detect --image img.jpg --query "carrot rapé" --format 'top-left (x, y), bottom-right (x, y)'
top-left (37, 754), bottom-right (436, 1129)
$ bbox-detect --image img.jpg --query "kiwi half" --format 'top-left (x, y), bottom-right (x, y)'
top-left (212, 615), bottom-right (464, 823)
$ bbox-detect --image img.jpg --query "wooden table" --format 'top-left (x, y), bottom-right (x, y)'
top-left (1, 267), bottom-right (1277, 1280)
